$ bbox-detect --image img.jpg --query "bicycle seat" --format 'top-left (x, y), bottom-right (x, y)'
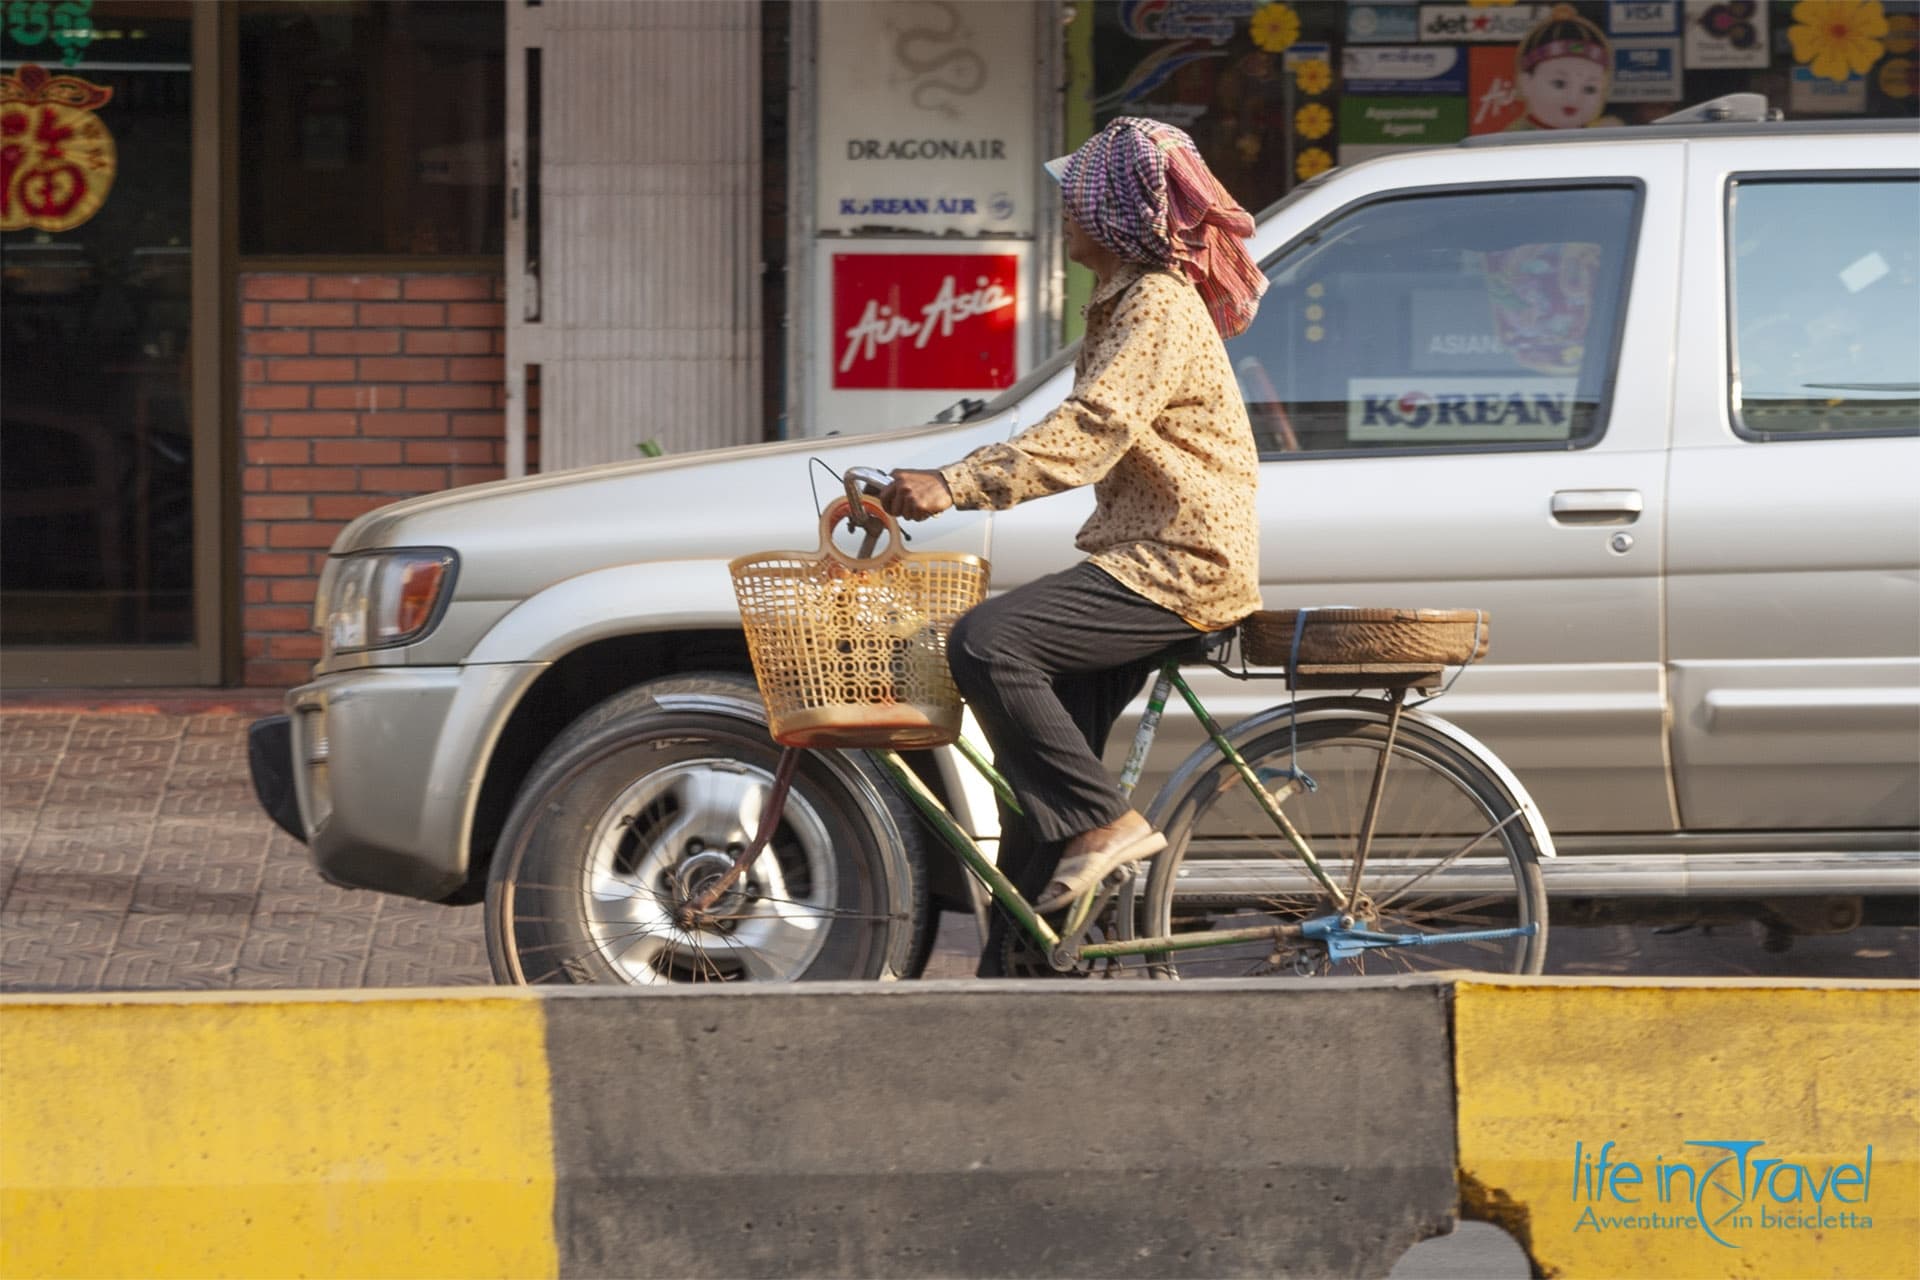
top-left (1166, 629), bottom-right (1236, 666)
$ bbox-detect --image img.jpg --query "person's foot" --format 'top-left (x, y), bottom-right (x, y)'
top-left (1033, 812), bottom-right (1166, 914)
top-left (1064, 810), bottom-right (1153, 862)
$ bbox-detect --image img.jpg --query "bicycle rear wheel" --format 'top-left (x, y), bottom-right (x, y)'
top-left (1140, 707), bottom-right (1548, 978)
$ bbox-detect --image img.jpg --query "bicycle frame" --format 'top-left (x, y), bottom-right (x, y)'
top-left (682, 657), bottom-right (1541, 972)
top-left (869, 660), bottom-right (1391, 968)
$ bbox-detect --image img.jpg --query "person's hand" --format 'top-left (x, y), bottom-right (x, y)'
top-left (879, 469), bottom-right (953, 521)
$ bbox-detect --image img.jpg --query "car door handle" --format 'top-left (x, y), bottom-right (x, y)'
top-left (1551, 489), bottom-right (1644, 525)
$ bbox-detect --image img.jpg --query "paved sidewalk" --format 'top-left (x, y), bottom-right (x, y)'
top-left (0, 697), bottom-right (981, 992)
top-left (1, 700), bottom-right (493, 992)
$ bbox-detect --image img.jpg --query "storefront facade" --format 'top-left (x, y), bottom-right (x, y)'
top-left (4, 0), bottom-right (1914, 689)
top-left (3, 0), bottom-right (511, 688)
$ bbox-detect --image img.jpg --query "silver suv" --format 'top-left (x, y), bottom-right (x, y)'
top-left (250, 110), bottom-right (1920, 984)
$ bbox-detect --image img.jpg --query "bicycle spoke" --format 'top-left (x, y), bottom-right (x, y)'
top-left (1139, 713), bottom-right (1546, 979)
top-left (1371, 810), bottom-right (1526, 912)
top-left (1383, 892), bottom-right (1518, 925)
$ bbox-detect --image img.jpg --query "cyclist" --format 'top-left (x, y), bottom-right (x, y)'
top-left (880, 118), bottom-right (1267, 974)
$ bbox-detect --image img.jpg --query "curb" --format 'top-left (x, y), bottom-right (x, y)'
top-left (0, 689), bottom-right (288, 717)
top-left (2, 978), bottom-right (1914, 1279)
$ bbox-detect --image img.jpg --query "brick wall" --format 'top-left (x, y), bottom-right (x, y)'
top-left (239, 272), bottom-right (535, 688)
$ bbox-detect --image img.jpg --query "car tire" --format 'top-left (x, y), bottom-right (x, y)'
top-left (485, 673), bottom-right (930, 985)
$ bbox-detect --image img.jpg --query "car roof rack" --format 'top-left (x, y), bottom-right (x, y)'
top-left (1459, 94), bottom-right (1918, 148)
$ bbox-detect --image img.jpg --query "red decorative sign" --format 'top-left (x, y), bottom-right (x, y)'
top-left (1, 63), bottom-right (116, 233)
top-left (832, 252), bottom-right (1019, 390)
top-left (1468, 46), bottom-right (1526, 135)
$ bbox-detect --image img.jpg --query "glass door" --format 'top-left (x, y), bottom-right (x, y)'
top-left (2, 1), bottom-right (218, 685)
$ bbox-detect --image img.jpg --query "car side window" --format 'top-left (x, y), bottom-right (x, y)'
top-left (1227, 185), bottom-right (1639, 457)
top-left (1728, 176), bottom-right (1920, 440)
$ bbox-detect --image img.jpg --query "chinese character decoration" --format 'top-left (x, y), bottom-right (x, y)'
top-left (1, 62), bottom-right (116, 232)
top-left (5, 1), bottom-right (96, 69)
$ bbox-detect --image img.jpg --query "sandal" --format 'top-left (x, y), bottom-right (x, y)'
top-left (1033, 830), bottom-right (1168, 914)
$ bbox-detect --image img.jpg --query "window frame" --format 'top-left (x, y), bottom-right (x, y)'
top-left (1723, 169), bottom-right (1920, 445)
top-left (233, 0), bottom-right (507, 262)
top-left (1242, 177), bottom-right (1647, 464)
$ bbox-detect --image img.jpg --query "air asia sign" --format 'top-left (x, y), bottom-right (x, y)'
top-left (833, 253), bottom-right (1018, 391)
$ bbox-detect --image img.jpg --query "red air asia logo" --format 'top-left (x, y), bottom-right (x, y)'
top-left (833, 253), bottom-right (1018, 390)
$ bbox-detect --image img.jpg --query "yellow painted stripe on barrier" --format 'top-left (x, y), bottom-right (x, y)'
top-left (1455, 978), bottom-right (1920, 1280)
top-left (0, 991), bottom-right (558, 1280)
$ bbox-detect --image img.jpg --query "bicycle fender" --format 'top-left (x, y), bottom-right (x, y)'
top-left (1142, 695), bottom-right (1556, 859)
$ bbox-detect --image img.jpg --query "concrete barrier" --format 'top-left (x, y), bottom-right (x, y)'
top-left (538, 982), bottom-right (1454, 1278)
top-left (0, 990), bottom-right (557, 1279)
top-left (1454, 977), bottom-right (1919, 1280)
top-left (2, 977), bottom-right (1913, 1279)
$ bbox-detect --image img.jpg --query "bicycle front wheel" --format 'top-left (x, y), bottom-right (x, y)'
top-left (1140, 708), bottom-right (1548, 978)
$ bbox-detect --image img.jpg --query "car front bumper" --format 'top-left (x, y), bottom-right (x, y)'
top-left (248, 662), bottom-right (546, 902)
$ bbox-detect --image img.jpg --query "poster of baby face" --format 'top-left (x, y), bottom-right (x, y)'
top-left (1470, 6), bottom-right (1620, 134)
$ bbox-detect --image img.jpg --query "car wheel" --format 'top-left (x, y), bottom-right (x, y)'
top-left (485, 673), bottom-right (929, 985)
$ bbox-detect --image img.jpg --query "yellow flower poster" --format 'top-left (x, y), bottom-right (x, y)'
top-left (1789, 0), bottom-right (1890, 82)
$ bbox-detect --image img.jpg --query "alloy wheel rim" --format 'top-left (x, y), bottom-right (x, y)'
top-left (576, 757), bottom-right (840, 983)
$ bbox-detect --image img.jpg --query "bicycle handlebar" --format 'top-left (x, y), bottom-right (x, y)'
top-left (841, 466), bottom-right (894, 532)
top-left (843, 466), bottom-right (892, 503)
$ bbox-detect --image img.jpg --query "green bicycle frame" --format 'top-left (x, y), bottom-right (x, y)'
top-left (868, 660), bottom-right (1349, 963)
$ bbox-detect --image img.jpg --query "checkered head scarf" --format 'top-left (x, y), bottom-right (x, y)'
top-left (1056, 117), bottom-right (1266, 339)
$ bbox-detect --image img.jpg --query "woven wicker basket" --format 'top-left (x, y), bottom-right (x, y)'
top-left (1240, 608), bottom-right (1490, 670)
top-left (729, 496), bottom-right (989, 749)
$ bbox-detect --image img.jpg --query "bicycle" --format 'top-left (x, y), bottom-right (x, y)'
top-left (656, 467), bottom-right (1554, 981)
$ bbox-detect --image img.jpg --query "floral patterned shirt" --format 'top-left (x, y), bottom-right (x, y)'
top-left (939, 263), bottom-right (1261, 630)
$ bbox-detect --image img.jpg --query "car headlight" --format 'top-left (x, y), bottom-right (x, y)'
top-left (314, 549), bottom-right (458, 655)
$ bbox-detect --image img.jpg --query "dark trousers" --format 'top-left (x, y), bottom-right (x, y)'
top-left (946, 562), bottom-right (1200, 976)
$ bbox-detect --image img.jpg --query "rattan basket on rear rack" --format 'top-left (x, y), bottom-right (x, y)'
top-left (1239, 607), bottom-right (1490, 687)
top-left (729, 496), bottom-right (990, 749)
